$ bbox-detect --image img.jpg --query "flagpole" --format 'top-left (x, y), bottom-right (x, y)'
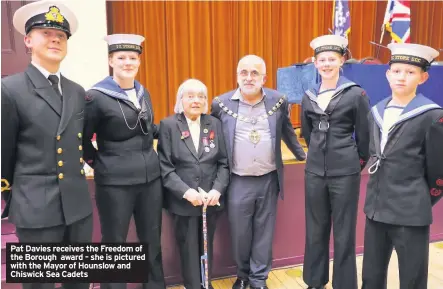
top-left (376, 0), bottom-right (391, 59)
top-left (332, 0), bottom-right (336, 34)
top-left (381, 0), bottom-right (392, 44)
top-left (376, 26), bottom-right (385, 59)
top-left (379, 26), bottom-right (385, 44)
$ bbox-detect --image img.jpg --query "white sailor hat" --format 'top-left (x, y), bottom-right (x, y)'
top-left (388, 43), bottom-right (439, 71)
top-left (310, 34), bottom-right (348, 56)
top-left (104, 34), bottom-right (145, 54)
top-left (13, 0), bottom-right (77, 38)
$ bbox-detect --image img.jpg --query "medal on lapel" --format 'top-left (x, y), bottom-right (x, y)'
top-left (203, 137), bottom-right (210, 152)
top-left (209, 130), bottom-right (216, 149)
top-left (181, 131), bottom-right (190, 140)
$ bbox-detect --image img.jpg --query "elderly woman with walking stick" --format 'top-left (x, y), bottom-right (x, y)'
top-left (157, 79), bottom-right (230, 289)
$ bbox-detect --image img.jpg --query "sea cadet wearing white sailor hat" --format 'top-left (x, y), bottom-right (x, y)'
top-left (362, 43), bottom-right (443, 289)
top-left (2, 1), bottom-right (93, 289)
top-left (82, 34), bottom-right (166, 289)
top-left (301, 34), bottom-right (370, 289)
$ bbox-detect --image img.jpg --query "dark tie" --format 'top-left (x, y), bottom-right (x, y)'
top-left (48, 75), bottom-right (62, 100)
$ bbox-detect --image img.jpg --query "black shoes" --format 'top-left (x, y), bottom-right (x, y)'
top-left (232, 278), bottom-right (249, 289)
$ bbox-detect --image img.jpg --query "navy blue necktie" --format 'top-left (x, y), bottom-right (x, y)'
top-left (48, 75), bottom-right (62, 100)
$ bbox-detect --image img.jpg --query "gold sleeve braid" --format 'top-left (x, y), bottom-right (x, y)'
top-left (1, 179), bottom-right (11, 192)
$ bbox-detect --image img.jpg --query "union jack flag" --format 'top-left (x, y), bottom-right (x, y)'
top-left (383, 0), bottom-right (411, 43)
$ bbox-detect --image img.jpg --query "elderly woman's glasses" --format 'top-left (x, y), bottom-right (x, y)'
top-left (184, 95), bottom-right (206, 101)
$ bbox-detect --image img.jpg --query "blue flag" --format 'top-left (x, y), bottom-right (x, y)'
top-left (333, 0), bottom-right (351, 38)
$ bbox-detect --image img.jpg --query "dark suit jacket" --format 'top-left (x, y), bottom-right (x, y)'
top-left (1, 64), bottom-right (92, 228)
top-left (211, 88), bottom-right (306, 199)
top-left (82, 81), bottom-right (160, 186)
top-left (364, 94), bottom-right (443, 226)
top-left (157, 113), bottom-right (230, 216)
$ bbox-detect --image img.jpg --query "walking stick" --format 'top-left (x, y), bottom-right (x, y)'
top-left (198, 187), bottom-right (221, 288)
top-left (198, 187), bottom-right (210, 289)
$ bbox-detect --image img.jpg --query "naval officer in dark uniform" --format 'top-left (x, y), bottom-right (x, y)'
top-left (82, 34), bottom-right (165, 289)
top-left (362, 43), bottom-right (443, 289)
top-left (300, 35), bottom-right (370, 289)
top-left (1, 2), bottom-right (92, 289)
top-left (211, 55), bottom-right (306, 289)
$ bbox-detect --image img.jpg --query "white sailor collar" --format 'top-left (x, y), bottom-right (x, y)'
top-left (371, 93), bottom-right (441, 130)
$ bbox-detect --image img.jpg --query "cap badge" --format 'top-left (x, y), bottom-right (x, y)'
top-left (45, 6), bottom-right (64, 23)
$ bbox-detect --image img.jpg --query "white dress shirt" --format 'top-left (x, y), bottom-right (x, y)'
top-left (183, 115), bottom-right (200, 198)
top-left (185, 115), bottom-right (201, 152)
top-left (31, 61), bottom-right (62, 94)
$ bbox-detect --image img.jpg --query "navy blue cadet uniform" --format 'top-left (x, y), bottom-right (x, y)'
top-left (362, 43), bottom-right (443, 289)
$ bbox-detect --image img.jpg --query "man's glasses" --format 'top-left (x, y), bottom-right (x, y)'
top-left (237, 70), bottom-right (264, 78)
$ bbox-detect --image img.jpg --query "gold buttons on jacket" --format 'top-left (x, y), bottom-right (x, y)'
top-left (79, 145), bottom-right (83, 151)
top-left (80, 157), bottom-right (84, 164)
top-left (57, 148), bottom-right (63, 154)
top-left (56, 135), bottom-right (61, 141)
top-left (58, 173), bottom-right (64, 180)
top-left (78, 133), bottom-right (82, 139)
top-left (58, 161), bottom-right (63, 167)
top-left (80, 169), bottom-right (85, 175)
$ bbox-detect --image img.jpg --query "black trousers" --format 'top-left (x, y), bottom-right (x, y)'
top-left (16, 215), bottom-right (93, 289)
top-left (227, 171), bottom-right (279, 287)
top-left (96, 178), bottom-right (165, 289)
top-left (172, 212), bottom-right (219, 289)
top-left (303, 172), bottom-right (360, 289)
top-left (361, 218), bottom-right (430, 289)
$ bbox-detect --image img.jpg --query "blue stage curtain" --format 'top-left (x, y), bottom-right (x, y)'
top-left (277, 63), bottom-right (443, 106)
